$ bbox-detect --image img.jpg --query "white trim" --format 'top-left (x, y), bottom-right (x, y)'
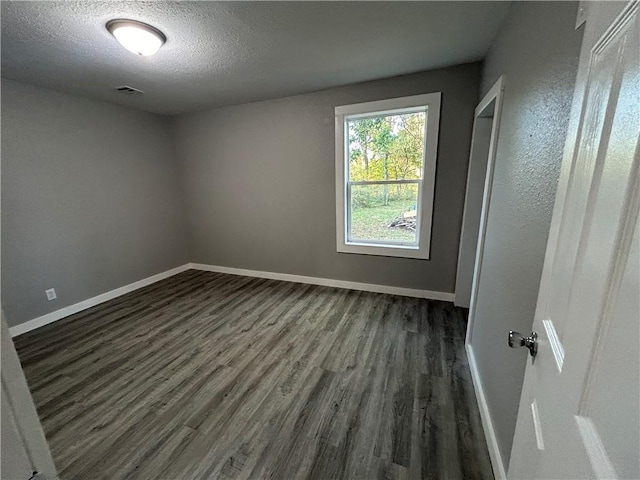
top-left (575, 416), bottom-right (617, 479)
top-left (9, 262), bottom-right (454, 337)
top-left (8, 264), bottom-right (191, 337)
top-left (189, 263), bottom-right (455, 301)
top-left (465, 76), bottom-right (506, 346)
top-left (335, 93), bottom-right (437, 117)
top-left (475, 76), bottom-right (504, 118)
top-left (2, 316), bottom-right (59, 479)
top-left (466, 344), bottom-right (507, 480)
top-left (335, 92), bottom-right (441, 260)
top-left (531, 400), bottom-right (545, 451)
top-left (542, 319), bottom-right (565, 373)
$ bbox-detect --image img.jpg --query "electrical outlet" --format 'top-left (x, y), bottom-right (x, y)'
top-left (45, 288), bottom-right (57, 301)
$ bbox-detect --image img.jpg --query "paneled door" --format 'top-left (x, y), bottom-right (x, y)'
top-left (509, 1), bottom-right (639, 478)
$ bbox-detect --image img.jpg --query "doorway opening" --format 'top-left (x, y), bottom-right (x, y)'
top-left (455, 76), bottom-right (505, 327)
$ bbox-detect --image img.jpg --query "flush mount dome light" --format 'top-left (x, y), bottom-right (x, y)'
top-left (107, 19), bottom-right (166, 56)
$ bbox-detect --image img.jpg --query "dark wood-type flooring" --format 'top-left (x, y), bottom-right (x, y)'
top-left (15, 270), bottom-right (493, 480)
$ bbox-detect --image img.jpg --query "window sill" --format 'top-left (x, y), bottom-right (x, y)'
top-left (337, 242), bottom-right (430, 260)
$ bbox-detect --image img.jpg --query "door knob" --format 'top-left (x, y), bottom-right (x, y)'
top-left (508, 330), bottom-right (538, 358)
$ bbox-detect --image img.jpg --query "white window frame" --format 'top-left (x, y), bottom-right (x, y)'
top-left (335, 92), bottom-right (441, 259)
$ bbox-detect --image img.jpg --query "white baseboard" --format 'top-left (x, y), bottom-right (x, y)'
top-left (8, 264), bottom-right (191, 337)
top-left (188, 263), bottom-right (455, 302)
top-left (466, 343), bottom-right (507, 480)
top-left (9, 262), bottom-right (455, 337)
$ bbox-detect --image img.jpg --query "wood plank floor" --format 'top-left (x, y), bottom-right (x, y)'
top-left (15, 270), bottom-right (493, 480)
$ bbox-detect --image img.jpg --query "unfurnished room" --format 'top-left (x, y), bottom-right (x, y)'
top-left (1, 1), bottom-right (638, 480)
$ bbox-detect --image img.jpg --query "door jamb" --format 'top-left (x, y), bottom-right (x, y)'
top-left (1, 314), bottom-right (58, 479)
top-left (465, 75), bottom-right (506, 347)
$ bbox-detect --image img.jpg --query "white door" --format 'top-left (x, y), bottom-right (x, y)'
top-left (1, 315), bottom-right (58, 480)
top-left (509, 1), bottom-right (639, 479)
top-left (2, 386), bottom-right (34, 480)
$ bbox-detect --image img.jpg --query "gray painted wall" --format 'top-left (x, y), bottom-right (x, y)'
top-left (469, 1), bottom-right (583, 471)
top-left (1, 79), bottom-right (189, 327)
top-left (171, 63), bottom-right (481, 292)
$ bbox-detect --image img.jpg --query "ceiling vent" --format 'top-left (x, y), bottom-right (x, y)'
top-left (115, 85), bottom-right (144, 95)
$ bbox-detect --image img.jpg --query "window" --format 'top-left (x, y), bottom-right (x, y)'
top-left (335, 93), bottom-right (441, 259)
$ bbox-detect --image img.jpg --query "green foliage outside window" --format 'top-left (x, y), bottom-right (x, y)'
top-left (347, 110), bottom-right (426, 242)
top-left (348, 112), bottom-right (426, 209)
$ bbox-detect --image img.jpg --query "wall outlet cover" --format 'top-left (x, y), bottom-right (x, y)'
top-left (45, 288), bottom-right (57, 301)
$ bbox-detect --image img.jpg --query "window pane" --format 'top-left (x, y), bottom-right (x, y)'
top-left (347, 111), bottom-right (426, 182)
top-left (349, 183), bottom-right (419, 244)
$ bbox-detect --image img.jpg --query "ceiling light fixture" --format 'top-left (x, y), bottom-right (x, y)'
top-left (106, 19), bottom-right (166, 56)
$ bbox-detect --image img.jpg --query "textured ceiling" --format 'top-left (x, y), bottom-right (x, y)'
top-left (1, 1), bottom-right (510, 115)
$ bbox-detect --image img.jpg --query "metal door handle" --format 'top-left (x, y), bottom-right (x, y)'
top-left (508, 330), bottom-right (538, 358)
